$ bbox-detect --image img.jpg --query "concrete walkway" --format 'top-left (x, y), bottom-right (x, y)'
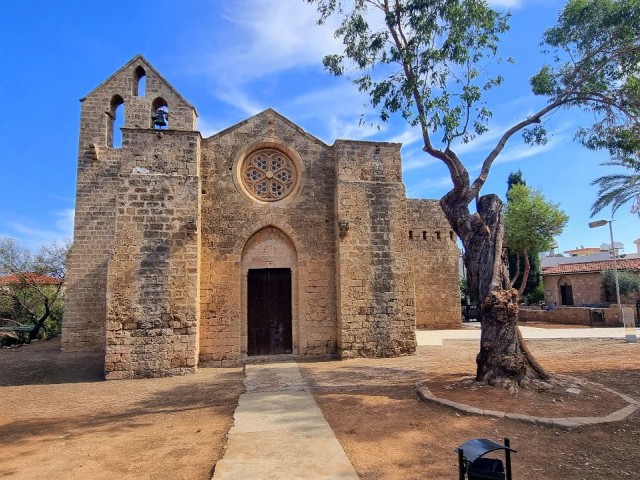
top-left (212, 362), bottom-right (359, 480)
top-left (417, 324), bottom-right (640, 346)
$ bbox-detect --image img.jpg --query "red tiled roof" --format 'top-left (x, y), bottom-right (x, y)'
top-left (0, 273), bottom-right (62, 286)
top-left (542, 258), bottom-right (640, 275)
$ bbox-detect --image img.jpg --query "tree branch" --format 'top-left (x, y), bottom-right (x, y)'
top-left (470, 100), bottom-right (563, 197)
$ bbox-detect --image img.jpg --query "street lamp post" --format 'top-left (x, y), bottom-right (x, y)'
top-left (589, 219), bottom-right (622, 318)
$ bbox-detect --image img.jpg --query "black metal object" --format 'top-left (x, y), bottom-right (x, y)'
top-left (589, 308), bottom-right (606, 327)
top-left (462, 304), bottom-right (480, 323)
top-left (457, 438), bottom-right (516, 480)
top-left (247, 268), bottom-right (293, 356)
top-left (152, 108), bottom-right (168, 128)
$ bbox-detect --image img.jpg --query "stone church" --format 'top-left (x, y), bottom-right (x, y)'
top-left (61, 55), bottom-right (460, 379)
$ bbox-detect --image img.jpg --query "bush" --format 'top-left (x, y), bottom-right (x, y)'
top-left (603, 270), bottom-right (640, 298)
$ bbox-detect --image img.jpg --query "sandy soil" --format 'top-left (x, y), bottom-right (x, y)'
top-left (299, 338), bottom-right (640, 480)
top-left (0, 338), bottom-right (244, 480)
top-left (1, 334), bottom-right (639, 480)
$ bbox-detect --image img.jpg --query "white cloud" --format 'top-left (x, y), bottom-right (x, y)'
top-left (205, 0), bottom-right (341, 85)
top-left (488, 0), bottom-right (523, 8)
top-left (283, 84), bottom-right (370, 120)
top-left (389, 128), bottom-right (423, 147)
top-left (197, 116), bottom-right (227, 138)
top-left (401, 148), bottom-right (439, 172)
top-left (6, 208), bottom-right (74, 250)
top-left (493, 133), bottom-right (566, 165)
top-left (406, 175), bottom-right (453, 198)
top-left (328, 115), bottom-right (383, 141)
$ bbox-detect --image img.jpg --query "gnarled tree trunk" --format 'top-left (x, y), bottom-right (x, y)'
top-left (441, 192), bottom-right (549, 389)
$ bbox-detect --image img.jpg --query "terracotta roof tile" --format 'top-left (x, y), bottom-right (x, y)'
top-left (542, 258), bottom-right (640, 275)
top-left (0, 273), bottom-right (62, 286)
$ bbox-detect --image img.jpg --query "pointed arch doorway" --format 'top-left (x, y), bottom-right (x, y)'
top-left (247, 268), bottom-right (292, 355)
top-left (241, 226), bottom-right (298, 356)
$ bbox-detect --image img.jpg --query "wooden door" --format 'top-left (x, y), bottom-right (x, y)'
top-left (560, 284), bottom-right (574, 306)
top-left (247, 268), bottom-right (292, 355)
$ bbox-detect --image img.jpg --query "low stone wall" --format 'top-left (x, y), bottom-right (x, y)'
top-left (519, 305), bottom-right (635, 327)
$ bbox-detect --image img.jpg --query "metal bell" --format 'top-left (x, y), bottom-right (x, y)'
top-left (152, 109), bottom-right (168, 128)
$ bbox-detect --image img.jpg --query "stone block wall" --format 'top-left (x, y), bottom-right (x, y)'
top-left (408, 199), bottom-right (461, 329)
top-left (198, 111), bottom-right (337, 365)
top-left (543, 273), bottom-right (605, 306)
top-left (65, 56), bottom-right (466, 377)
top-left (63, 146), bottom-right (119, 352)
top-left (64, 55), bottom-right (197, 357)
top-left (519, 305), bottom-right (633, 326)
top-left (334, 141), bottom-right (417, 358)
top-left (104, 129), bottom-right (200, 379)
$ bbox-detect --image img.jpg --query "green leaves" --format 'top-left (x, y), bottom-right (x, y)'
top-left (505, 183), bottom-right (569, 255)
top-left (591, 157), bottom-right (640, 216)
top-left (603, 269), bottom-right (640, 296)
top-left (308, 0), bottom-right (510, 147)
top-left (533, 0), bottom-right (640, 158)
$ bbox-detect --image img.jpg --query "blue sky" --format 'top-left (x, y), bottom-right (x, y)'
top-left (0, 0), bottom-right (637, 254)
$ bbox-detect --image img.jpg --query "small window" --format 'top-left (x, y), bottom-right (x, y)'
top-left (409, 230), bottom-right (413, 240)
top-left (436, 231), bottom-right (441, 240)
top-left (134, 66), bottom-right (146, 96)
top-left (151, 97), bottom-right (169, 129)
top-left (108, 94), bottom-right (125, 148)
top-left (449, 231), bottom-right (454, 241)
top-left (422, 231), bottom-right (427, 240)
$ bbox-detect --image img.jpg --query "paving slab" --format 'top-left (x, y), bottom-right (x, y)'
top-left (213, 362), bottom-right (359, 480)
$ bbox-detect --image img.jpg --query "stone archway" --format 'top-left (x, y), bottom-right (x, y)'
top-left (558, 276), bottom-right (574, 306)
top-left (241, 226), bottom-right (298, 356)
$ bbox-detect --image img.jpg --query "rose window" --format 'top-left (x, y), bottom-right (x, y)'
top-left (242, 149), bottom-right (297, 201)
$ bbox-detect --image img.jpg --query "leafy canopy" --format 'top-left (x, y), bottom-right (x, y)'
top-left (504, 184), bottom-right (569, 256)
top-left (308, 0), bottom-right (640, 206)
top-left (591, 156), bottom-right (640, 216)
top-left (0, 237), bottom-right (67, 341)
top-left (603, 269), bottom-right (640, 297)
top-left (531, 0), bottom-right (640, 158)
top-left (316, 0), bottom-right (510, 148)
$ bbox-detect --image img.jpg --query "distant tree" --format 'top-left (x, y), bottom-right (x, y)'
top-left (505, 170), bottom-right (540, 300)
top-left (507, 250), bottom-right (541, 300)
top-left (505, 184), bottom-right (568, 297)
top-left (506, 170), bottom-right (526, 200)
top-left (591, 157), bottom-right (640, 217)
top-left (0, 238), bottom-right (68, 344)
top-left (306, 0), bottom-right (640, 387)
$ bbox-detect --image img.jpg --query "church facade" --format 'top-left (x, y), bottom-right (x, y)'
top-left (62, 55), bottom-right (461, 379)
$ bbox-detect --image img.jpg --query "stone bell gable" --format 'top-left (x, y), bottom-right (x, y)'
top-left (63, 56), bottom-right (460, 379)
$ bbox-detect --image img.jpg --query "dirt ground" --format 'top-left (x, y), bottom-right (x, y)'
top-left (299, 337), bottom-right (640, 480)
top-left (0, 338), bottom-right (244, 480)
top-left (1, 332), bottom-right (639, 480)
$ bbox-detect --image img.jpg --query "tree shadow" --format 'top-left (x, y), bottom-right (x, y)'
top-left (0, 337), bottom-right (104, 386)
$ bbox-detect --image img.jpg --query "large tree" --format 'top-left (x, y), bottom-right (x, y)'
top-left (0, 238), bottom-right (67, 343)
top-left (306, 0), bottom-right (640, 388)
top-left (504, 183), bottom-right (568, 297)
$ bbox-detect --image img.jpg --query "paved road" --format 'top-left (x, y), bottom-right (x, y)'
top-left (417, 324), bottom-right (640, 346)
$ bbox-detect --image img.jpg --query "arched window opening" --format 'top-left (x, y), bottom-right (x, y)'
top-left (422, 230), bottom-right (427, 240)
top-left (108, 94), bottom-right (125, 148)
top-left (436, 231), bottom-right (441, 240)
top-left (409, 230), bottom-right (413, 240)
top-left (134, 66), bottom-right (146, 97)
top-left (151, 97), bottom-right (169, 129)
top-left (450, 231), bottom-right (454, 241)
